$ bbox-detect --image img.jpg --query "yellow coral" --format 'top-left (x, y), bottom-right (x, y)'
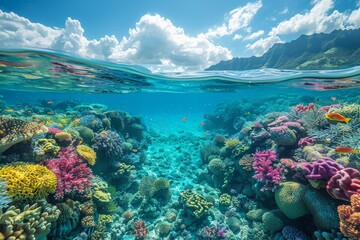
top-left (93, 190), bottom-right (111, 203)
top-left (99, 214), bottom-right (113, 226)
top-left (0, 164), bottom-right (57, 200)
top-left (55, 131), bottom-right (72, 141)
top-left (225, 138), bottom-right (240, 149)
top-left (76, 144), bottom-right (96, 165)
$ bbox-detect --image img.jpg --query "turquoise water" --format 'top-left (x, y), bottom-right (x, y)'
top-left (1, 49), bottom-right (360, 239)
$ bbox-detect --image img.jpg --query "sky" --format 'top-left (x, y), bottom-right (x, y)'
top-left (0, 0), bottom-right (359, 72)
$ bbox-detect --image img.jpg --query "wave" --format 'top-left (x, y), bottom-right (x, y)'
top-left (0, 49), bottom-right (360, 93)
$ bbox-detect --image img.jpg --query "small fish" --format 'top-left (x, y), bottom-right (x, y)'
top-left (27, 110), bottom-right (32, 113)
top-left (182, 117), bottom-right (188, 121)
top-left (205, 130), bottom-right (211, 136)
top-left (199, 121), bottom-right (205, 126)
top-left (331, 97), bottom-right (337, 101)
top-left (325, 113), bottom-right (351, 124)
top-left (46, 112), bottom-right (53, 115)
top-left (131, 148), bottom-right (138, 153)
top-left (58, 123), bottom-right (64, 128)
top-left (92, 120), bottom-right (97, 124)
top-left (17, 110), bottom-right (23, 113)
top-left (33, 117), bottom-right (41, 122)
top-left (38, 122), bottom-right (45, 126)
top-left (335, 146), bottom-right (359, 154)
top-left (47, 100), bottom-right (53, 105)
top-left (5, 109), bottom-right (14, 113)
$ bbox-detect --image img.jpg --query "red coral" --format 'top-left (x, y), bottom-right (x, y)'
top-left (132, 221), bottom-right (148, 239)
top-left (46, 147), bottom-right (93, 200)
top-left (327, 168), bottom-right (360, 202)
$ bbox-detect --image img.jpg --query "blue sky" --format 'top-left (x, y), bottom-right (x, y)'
top-left (0, 0), bottom-right (359, 71)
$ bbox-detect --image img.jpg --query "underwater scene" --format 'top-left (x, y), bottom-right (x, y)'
top-left (1, 1), bottom-right (360, 240)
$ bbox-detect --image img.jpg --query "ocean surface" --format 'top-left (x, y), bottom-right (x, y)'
top-left (1, 49), bottom-right (360, 239)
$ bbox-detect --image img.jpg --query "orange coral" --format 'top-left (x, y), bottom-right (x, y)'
top-left (338, 194), bottom-right (360, 239)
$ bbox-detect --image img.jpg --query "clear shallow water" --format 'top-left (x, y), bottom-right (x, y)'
top-left (1, 49), bottom-right (360, 94)
top-left (1, 49), bottom-right (360, 240)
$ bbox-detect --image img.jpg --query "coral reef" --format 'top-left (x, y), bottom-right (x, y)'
top-left (337, 194), bottom-right (360, 239)
top-left (0, 164), bottom-right (57, 200)
top-left (180, 189), bottom-right (213, 218)
top-left (0, 116), bottom-right (47, 154)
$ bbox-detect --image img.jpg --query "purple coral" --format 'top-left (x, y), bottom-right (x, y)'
top-left (198, 225), bottom-right (227, 239)
top-left (295, 157), bottom-right (343, 181)
top-left (253, 150), bottom-right (285, 191)
top-left (92, 130), bottom-right (123, 159)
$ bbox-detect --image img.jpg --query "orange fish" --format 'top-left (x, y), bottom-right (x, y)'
top-left (199, 121), bottom-right (205, 126)
top-left (182, 117), bottom-right (188, 121)
top-left (5, 109), bottom-right (14, 113)
top-left (331, 97), bottom-right (337, 101)
top-left (335, 146), bottom-right (359, 154)
top-left (38, 121), bottom-right (45, 126)
top-left (325, 113), bottom-right (351, 124)
top-left (33, 117), bottom-right (41, 121)
top-left (46, 112), bottom-right (53, 115)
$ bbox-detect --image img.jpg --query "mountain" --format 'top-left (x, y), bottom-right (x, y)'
top-left (207, 28), bottom-right (360, 71)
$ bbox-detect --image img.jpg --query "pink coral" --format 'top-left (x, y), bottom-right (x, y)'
top-left (45, 147), bottom-right (93, 200)
top-left (48, 127), bottom-right (62, 135)
top-left (293, 103), bottom-right (315, 113)
top-left (132, 221), bottom-right (148, 239)
top-left (268, 116), bottom-right (289, 127)
top-left (327, 168), bottom-right (360, 202)
top-left (298, 137), bottom-right (316, 148)
top-left (253, 150), bottom-right (285, 191)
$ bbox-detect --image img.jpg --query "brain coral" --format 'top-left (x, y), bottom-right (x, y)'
top-left (0, 116), bottom-right (48, 154)
top-left (262, 209), bottom-right (288, 232)
top-left (303, 186), bottom-right (340, 231)
top-left (275, 182), bottom-right (308, 219)
top-left (0, 164), bottom-right (57, 200)
top-left (76, 144), bottom-right (96, 165)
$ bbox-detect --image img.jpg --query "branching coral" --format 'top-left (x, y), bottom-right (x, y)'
top-left (180, 189), bottom-right (213, 218)
top-left (46, 147), bottom-right (93, 200)
top-left (0, 116), bottom-right (48, 154)
top-left (92, 130), bottom-right (123, 159)
top-left (253, 150), bottom-right (285, 191)
top-left (0, 164), bottom-right (57, 200)
top-left (0, 200), bottom-right (60, 240)
top-left (338, 194), bottom-right (360, 239)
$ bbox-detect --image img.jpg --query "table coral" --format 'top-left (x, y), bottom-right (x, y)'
top-left (76, 144), bottom-right (96, 165)
top-left (0, 116), bottom-right (48, 154)
top-left (327, 168), bottom-right (360, 201)
top-left (0, 164), bottom-right (57, 200)
top-left (338, 194), bottom-right (360, 239)
top-left (180, 189), bottom-right (213, 218)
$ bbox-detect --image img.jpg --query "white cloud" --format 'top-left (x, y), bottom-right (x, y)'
top-left (204, 1), bottom-right (262, 38)
top-left (349, 8), bottom-right (360, 28)
top-left (280, 7), bottom-right (289, 15)
top-left (232, 34), bottom-right (243, 40)
top-left (246, 35), bottom-right (283, 56)
top-left (243, 30), bottom-right (264, 41)
top-left (247, 0), bottom-right (360, 56)
top-left (0, 10), bottom-right (61, 48)
top-left (0, 11), bottom-right (231, 71)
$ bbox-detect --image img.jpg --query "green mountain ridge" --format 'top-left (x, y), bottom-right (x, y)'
top-left (206, 28), bottom-right (360, 71)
